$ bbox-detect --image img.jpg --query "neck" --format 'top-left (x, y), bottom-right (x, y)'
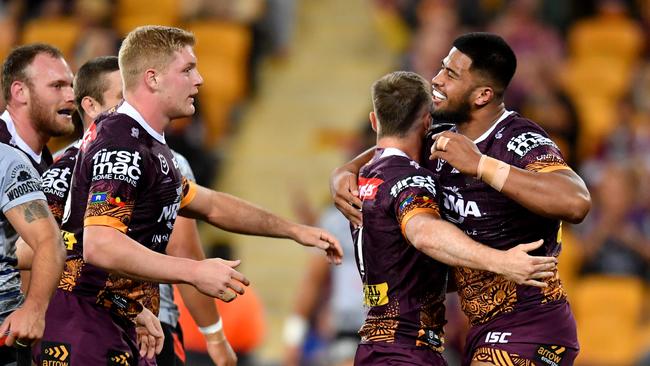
top-left (124, 89), bottom-right (169, 134)
top-left (457, 102), bottom-right (506, 141)
top-left (377, 132), bottom-right (421, 162)
top-left (5, 105), bottom-right (47, 153)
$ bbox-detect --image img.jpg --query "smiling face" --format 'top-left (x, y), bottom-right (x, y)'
top-left (25, 53), bottom-right (75, 137)
top-left (430, 47), bottom-right (477, 125)
top-left (155, 45), bottom-right (203, 120)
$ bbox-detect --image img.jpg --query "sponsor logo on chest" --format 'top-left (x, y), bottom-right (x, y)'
top-left (91, 149), bottom-right (142, 186)
top-left (42, 167), bottom-right (72, 197)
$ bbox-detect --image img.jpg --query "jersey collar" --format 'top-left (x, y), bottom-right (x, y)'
top-left (0, 110), bottom-right (42, 163)
top-left (473, 109), bottom-right (513, 144)
top-left (117, 101), bottom-right (166, 144)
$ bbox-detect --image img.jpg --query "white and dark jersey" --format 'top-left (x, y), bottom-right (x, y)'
top-left (158, 151), bottom-right (195, 327)
top-left (0, 143), bottom-right (46, 321)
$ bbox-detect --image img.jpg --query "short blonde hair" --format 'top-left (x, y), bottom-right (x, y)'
top-left (118, 25), bottom-right (195, 91)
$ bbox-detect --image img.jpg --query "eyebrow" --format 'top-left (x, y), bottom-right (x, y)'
top-left (441, 60), bottom-right (460, 78)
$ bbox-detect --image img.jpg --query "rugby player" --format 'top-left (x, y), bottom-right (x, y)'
top-left (350, 71), bottom-right (557, 365)
top-left (0, 143), bottom-right (64, 365)
top-left (35, 25), bottom-right (341, 365)
top-left (331, 33), bottom-right (591, 366)
top-left (0, 44), bottom-right (75, 175)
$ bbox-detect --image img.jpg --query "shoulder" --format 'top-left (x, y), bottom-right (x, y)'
top-left (170, 150), bottom-right (195, 182)
top-left (0, 143), bottom-right (32, 170)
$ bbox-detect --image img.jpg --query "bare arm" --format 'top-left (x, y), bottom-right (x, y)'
top-left (404, 213), bottom-right (557, 287)
top-left (430, 131), bottom-right (591, 223)
top-left (167, 216), bottom-right (238, 366)
top-left (83, 225), bottom-right (247, 300)
top-left (15, 237), bottom-right (33, 270)
top-left (0, 199), bottom-right (65, 345)
top-left (180, 185), bottom-right (342, 264)
top-left (329, 147), bottom-right (375, 226)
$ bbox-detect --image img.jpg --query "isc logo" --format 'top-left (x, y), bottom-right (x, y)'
top-left (485, 331), bottom-right (511, 344)
top-left (358, 177), bottom-right (383, 200)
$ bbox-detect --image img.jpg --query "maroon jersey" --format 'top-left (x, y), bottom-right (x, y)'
top-left (41, 141), bottom-right (79, 225)
top-left (58, 102), bottom-right (197, 320)
top-left (352, 148), bottom-right (448, 351)
top-left (0, 112), bottom-right (53, 174)
top-left (425, 112), bottom-right (571, 326)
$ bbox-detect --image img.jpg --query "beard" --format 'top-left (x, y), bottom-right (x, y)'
top-left (29, 92), bottom-right (74, 137)
top-left (431, 89), bottom-right (472, 126)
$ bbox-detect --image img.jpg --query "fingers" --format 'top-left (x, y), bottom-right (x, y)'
top-left (222, 259), bottom-right (241, 268)
top-left (531, 255), bottom-right (558, 265)
top-left (532, 262), bottom-right (557, 272)
top-left (529, 271), bottom-right (555, 280)
top-left (519, 240), bottom-right (544, 252)
top-left (521, 279), bottom-right (549, 288)
top-left (226, 280), bottom-right (245, 295)
top-left (435, 136), bottom-right (450, 151)
top-left (230, 269), bottom-right (250, 287)
top-left (216, 289), bottom-right (237, 303)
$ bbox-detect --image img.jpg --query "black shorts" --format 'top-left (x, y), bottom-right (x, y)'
top-left (156, 322), bottom-right (185, 366)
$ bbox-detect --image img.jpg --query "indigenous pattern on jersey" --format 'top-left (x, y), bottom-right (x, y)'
top-left (41, 141), bottom-right (80, 225)
top-left (158, 151), bottom-right (195, 327)
top-left (352, 148), bottom-right (447, 351)
top-left (0, 143), bottom-right (46, 322)
top-left (58, 102), bottom-right (197, 320)
top-left (0, 113), bottom-right (53, 174)
top-left (424, 112), bottom-right (570, 327)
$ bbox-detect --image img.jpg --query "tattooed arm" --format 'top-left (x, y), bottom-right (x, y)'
top-left (0, 199), bottom-right (65, 346)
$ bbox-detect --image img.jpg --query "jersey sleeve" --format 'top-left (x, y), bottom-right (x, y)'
top-left (387, 170), bottom-right (440, 236)
top-left (82, 146), bottom-right (144, 233)
top-left (172, 151), bottom-right (197, 209)
top-left (505, 127), bottom-right (571, 173)
top-left (180, 176), bottom-right (197, 209)
top-left (1, 151), bottom-right (45, 213)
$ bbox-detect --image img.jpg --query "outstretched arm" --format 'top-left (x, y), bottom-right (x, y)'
top-left (0, 199), bottom-right (65, 346)
top-left (180, 185), bottom-right (342, 264)
top-left (430, 131), bottom-right (591, 223)
top-left (404, 212), bottom-right (557, 287)
top-left (167, 216), bottom-right (237, 366)
top-left (84, 225), bottom-right (247, 301)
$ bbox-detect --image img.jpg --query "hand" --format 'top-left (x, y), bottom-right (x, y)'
top-left (283, 345), bottom-right (301, 366)
top-left (205, 335), bottom-right (237, 366)
top-left (429, 131), bottom-right (483, 176)
top-left (191, 259), bottom-right (250, 302)
top-left (0, 303), bottom-right (45, 347)
top-left (135, 307), bottom-right (164, 359)
top-left (330, 168), bottom-right (362, 227)
top-left (499, 240), bottom-right (558, 287)
top-left (290, 224), bottom-right (343, 265)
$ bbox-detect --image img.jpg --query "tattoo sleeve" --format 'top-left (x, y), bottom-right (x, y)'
top-left (21, 200), bottom-right (51, 223)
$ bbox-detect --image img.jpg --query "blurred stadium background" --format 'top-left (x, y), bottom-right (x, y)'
top-left (1, 0), bottom-right (648, 365)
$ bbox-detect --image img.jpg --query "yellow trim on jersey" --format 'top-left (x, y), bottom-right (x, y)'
top-left (400, 208), bottom-right (439, 236)
top-left (85, 216), bottom-right (128, 233)
top-left (536, 165), bottom-right (572, 173)
top-left (180, 180), bottom-right (197, 209)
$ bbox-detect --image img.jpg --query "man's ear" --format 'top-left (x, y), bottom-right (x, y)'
top-left (81, 96), bottom-right (99, 120)
top-left (369, 111), bottom-right (378, 133)
top-left (474, 86), bottom-right (494, 107)
top-left (10, 80), bottom-right (28, 105)
top-left (144, 69), bottom-right (158, 90)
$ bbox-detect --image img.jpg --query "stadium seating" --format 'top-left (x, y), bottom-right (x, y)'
top-left (574, 275), bottom-right (646, 366)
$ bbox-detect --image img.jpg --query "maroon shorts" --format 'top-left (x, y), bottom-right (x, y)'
top-left (463, 301), bottom-right (579, 366)
top-left (354, 342), bottom-right (447, 365)
top-left (33, 289), bottom-right (155, 365)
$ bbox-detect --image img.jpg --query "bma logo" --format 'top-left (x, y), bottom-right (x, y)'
top-left (358, 177), bottom-right (383, 200)
top-left (42, 167), bottom-right (72, 198)
top-left (441, 188), bottom-right (481, 224)
top-left (485, 331), bottom-right (511, 344)
top-left (390, 175), bottom-right (436, 197)
top-left (91, 149), bottom-right (142, 186)
top-left (507, 132), bottom-right (556, 157)
top-left (157, 202), bottom-right (180, 222)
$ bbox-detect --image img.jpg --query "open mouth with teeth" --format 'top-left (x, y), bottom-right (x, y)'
top-left (57, 109), bottom-right (73, 117)
top-left (432, 89), bottom-right (447, 102)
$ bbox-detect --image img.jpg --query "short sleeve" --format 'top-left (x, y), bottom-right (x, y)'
top-left (1, 152), bottom-right (45, 213)
top-left (505, 129), bottom-right (572, 173)
top-left (387, 173), bottom-right (440, 236)
top-left (83, 147), bottom-right (144, 233)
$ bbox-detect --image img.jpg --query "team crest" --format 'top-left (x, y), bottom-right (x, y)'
top-left (158, 154), bottom-right (169, 174)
